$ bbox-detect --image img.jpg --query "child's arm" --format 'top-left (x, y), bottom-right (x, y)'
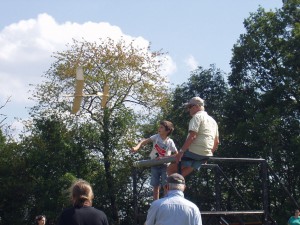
top-left (131, 138), bottom-right (152, 153)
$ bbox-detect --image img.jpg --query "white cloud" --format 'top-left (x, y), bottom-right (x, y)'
top-left (185, 55), bottom-right (199, 71)
top-left (0, 73), bottom-right (32, 103)
top-left (160, 55), bottom-right (177, 78)
top-left (0, 13), bottom-right (176, 121)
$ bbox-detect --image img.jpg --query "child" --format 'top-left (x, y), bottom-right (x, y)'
top-left (131, 120), bottom-right (178, 200)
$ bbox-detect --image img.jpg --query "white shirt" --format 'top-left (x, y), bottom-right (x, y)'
top-left (188, 111), bottom-right (219, 156)
top-left (145, 190), bottom-right (202, 225)
top-left (149, 134), bottom-right (177, 159)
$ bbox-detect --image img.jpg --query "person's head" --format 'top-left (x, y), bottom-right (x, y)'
top-left (295, 209), bottom-right (300, 217)
top-left (158, 120), bottom-right (174, 136)
top-left (184, 97), bottom-right (205, 116)
top-left (35, 215), bottom-right (46, 225)
top-left (166, 173), bottom-right (186, 192)
top-left (71, 179), bottom-right (94, 207)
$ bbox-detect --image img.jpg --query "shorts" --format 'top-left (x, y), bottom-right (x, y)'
top-left (150, 165), bottom-right (167, 187)
top-left (181, 150), bottom-right (210, 170)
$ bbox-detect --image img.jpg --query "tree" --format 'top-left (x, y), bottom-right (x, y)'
top-left (227, 1), bottom-right (300, 223)
top-left (17, 116), bottom-right (102, 225)
top-left (164, 65), bottom-right (228, 149)
top-left (30, 38), bottom-right (171, 224)
top-left (0, 97), bottom-right (10, 128)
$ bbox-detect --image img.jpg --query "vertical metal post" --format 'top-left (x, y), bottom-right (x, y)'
top-left (214, 166), bottom-right (221, 211)
top-left (132, 168), bottom-right (138, 225)
top-left (177, 161), bottom-right (182, 174)
top-left (261, 160), bottom-right (269, 225)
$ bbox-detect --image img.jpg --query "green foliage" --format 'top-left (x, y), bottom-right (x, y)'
top-left (27, 37), bottom-right (171, 225)
top-left (164, 65), bottom-right (228, 150)
top-left (1, 2), bottom-right (300, 225)
top-left (227, 1), bottom-right (300, 223)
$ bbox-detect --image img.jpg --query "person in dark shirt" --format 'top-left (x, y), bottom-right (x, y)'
top-left (57, 179), bottom-right (109, 225)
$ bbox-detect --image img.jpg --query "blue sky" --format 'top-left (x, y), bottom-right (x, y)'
top-left (0, 0), bottom-right (283, 136)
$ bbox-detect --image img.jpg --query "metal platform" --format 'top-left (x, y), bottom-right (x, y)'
top-left (201, 210), bottom-right (265, 225)
top-left (201, 210), bottom-right (264, 215)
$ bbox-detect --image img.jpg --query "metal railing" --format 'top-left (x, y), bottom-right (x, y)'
top-left (132, 157), bottom-right (297, 225)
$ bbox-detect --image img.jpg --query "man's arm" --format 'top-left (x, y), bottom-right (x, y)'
top-left (175, 131), bottom-right (197, 163)
top-left (192, 207), bottom-right (203, 225)
top-left (144, 202), bottom-right (158, 225)
top-left (212, 136), bottom-right (219, 154)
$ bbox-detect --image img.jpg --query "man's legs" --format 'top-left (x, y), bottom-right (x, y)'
top-left (181, 166), bottom-right (194, 177)
top-left (167, 163), bottom-right (194, 177)
top-left (167, 163), bottom-right (178, 175)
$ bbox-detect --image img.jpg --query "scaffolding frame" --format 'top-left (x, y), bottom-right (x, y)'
top-left (132, 157), bottom-right (299, 225)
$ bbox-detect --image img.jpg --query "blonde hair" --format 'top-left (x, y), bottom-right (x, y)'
top-left (71, 179), bottom-right (94, 207)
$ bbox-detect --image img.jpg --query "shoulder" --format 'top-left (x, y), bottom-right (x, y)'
top-left (180, 198), bottom-right (200, 211)
top-left (149, 198), bottom-right (166, 209)
top-left (58, 207), bottom-right (75, 221)
top-left (61, 207), bottom-right (75, 215)
top-left (86, 207), bottom-right (108, 221)
top-left (90, 207), bottom-right (107, 214)
top-left (191, 111), bottom-right (205, 121)
top-left (166, 137), bottom-right (175, 144)
top-left (150, 134), bottom-right (159, 140)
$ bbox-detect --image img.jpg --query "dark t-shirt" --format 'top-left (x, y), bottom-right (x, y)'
top-left (57, 206), bottom-right (109, 225)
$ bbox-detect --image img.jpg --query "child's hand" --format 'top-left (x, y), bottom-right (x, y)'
top-left (131, 147), bottom-right (138, 153)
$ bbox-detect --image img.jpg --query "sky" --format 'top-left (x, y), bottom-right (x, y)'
top-left (0, 0), bottom-right (284, 136)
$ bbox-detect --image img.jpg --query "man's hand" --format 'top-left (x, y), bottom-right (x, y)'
top-left (175, 151), bottom-right (184, 164)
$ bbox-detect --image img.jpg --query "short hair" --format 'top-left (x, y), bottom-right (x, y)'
top-left (168, 183), bottom-right (185, 191)
top-left (35, 215), bottom-right (46, 222)
top-left (160, 120), bottom-right (174, 136)
top-left (71, 179), bottom-right (94, 207)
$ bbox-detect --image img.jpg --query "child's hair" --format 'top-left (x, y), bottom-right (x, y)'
top-left (35, 215), bottom-right (46, 222)
top-left (71, 179), bottom-right (94, 207)
top-left (160, 120), bottom-right (174, 136)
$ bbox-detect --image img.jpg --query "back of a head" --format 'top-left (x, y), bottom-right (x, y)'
top-left (35, 215), bottom-right (46, 225)
top-left (71, 179), bottom-right (94, 207)
top-left (167, 173), bottom-right (185, 191)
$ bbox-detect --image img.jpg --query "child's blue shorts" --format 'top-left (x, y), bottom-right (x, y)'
top-left (150, 165), bottom-right (167, 187)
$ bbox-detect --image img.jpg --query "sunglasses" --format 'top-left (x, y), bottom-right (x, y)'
top-left (188, 104), bottom-right (196, 109)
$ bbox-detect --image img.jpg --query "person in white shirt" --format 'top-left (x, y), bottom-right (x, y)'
top-left (167, 97), bottom-right (219, 177)
top-left (132, 120), bottom-right (178, 200)
top-left (145, 173), bottom-right (202, 225)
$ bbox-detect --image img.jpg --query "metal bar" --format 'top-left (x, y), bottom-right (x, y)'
top-left (261, 161), bottom-right (269, 225)
top-left (215, 165), bottom-right (261, 222)
top-left (267, 164), bottom-right (300, 208)
top-left (133, 157), bottom-right (266, 168)
top-left (209, 157), bottom-right (266, 163)
top-left (202, 164), bottom-right (219, 168)
top-left (201, 210), bottom-right (264, 215)
top-left (216, 165), bottom-right (252, 208)
top-left (177, 161), bottom-right (182, 174)
top-left (132, 168), bottom-right (138, 225)
top-left (214, 166), bottom-right (221, 211)
top-left (133, 156), bottom-right (175, 168)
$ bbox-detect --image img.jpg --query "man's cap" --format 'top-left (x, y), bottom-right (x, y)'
top-left (167, 173), bottom-right (185, 184)
top-left (184, 97), bottom-right (204, 107)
